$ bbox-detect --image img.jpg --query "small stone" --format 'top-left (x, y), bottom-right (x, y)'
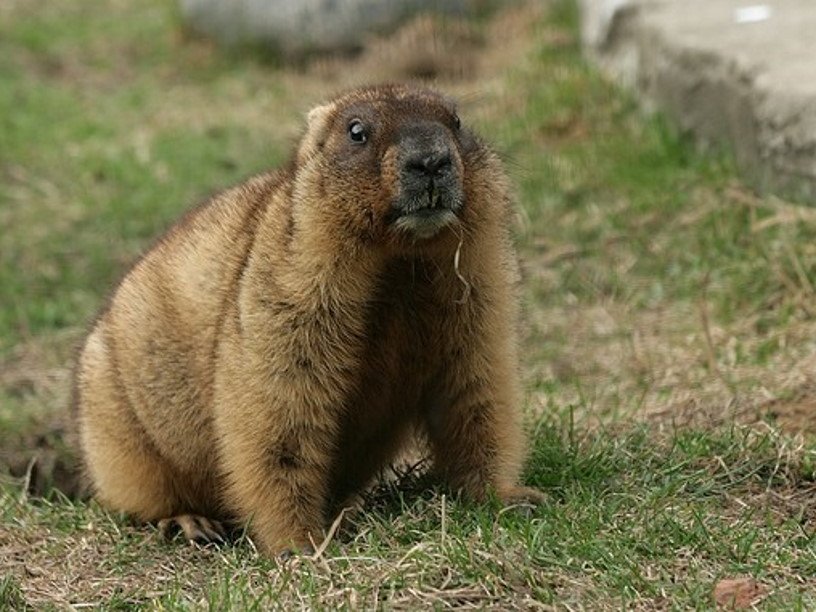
top-left (713, 577), bottom-right (767, 609)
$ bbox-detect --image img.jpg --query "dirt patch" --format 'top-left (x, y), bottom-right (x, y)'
top-left (305, 2), bottom-right (548, 110)
top-left (0, 329), bottom-right (83, 498)
top-left (762, 394), bottom-right (816, 437)
top-left (310, 15), bottom-right (485, 84)
top-left (0, 505), bottom-right (203, 607)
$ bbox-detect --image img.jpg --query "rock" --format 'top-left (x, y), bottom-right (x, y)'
top-left (180, 0), bottom-right (490, 56)
top-left (713, 577), bottom-right (767, 609)
top-left (579, 0), bottom-right (816, 204)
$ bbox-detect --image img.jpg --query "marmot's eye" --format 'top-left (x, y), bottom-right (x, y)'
top-left (348, 119), bottom-right (367, 144)
top-left (453, 114), bottom-right (461, 130)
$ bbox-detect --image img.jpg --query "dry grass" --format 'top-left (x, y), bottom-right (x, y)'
top-left (1, 486), bottom-right (547, 609)
top-left (523, 183), bottom-right (816, 436)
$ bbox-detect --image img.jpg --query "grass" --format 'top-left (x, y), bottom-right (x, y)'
top-left (2, 0), bottom-right (816, 608)
top-left (3, 423), bottom-right (815, 608)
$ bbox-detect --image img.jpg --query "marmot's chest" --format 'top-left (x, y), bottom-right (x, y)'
top-left (329, 283), bottom-right (450, 501)
top-left (353, 267), bottom-right (455, 408)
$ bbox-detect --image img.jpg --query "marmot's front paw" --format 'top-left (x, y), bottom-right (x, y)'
top-left (157, 514), bottom-right (227, 546)
top-left (277, 544), bottom-right (315, 562)
top-left (497, 485), bottom-right (547, 507)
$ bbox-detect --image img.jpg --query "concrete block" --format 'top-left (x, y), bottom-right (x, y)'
top-left (580, 0), bottom-right (816, 203)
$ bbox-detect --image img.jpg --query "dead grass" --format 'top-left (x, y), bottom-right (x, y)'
top-left (523, 184), bottom-right (816, 436)
top-left (0, 489), bottom-right (546, 609)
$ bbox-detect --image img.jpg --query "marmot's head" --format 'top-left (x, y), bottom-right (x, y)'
top-left (292, 84), bottom-right (502, 254)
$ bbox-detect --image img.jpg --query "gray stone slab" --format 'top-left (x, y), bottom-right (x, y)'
top-left (580, 0), bottom-right (816, 203)
top-left (181, 0), bottom-right (479, 56)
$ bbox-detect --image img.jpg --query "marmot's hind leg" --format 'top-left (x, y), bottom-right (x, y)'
top-left (77, 329), bottom-right (188, 524)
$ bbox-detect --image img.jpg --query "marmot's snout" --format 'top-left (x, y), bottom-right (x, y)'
top-left (403, 147), bottom-right (452, 178)
top-left (391, 122), bottom-right (463, 239)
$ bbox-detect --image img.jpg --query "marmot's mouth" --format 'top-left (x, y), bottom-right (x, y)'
top-left (393, 208), bottom-right (458, 239)
top-left (389, 183), bottom-right (463, 239)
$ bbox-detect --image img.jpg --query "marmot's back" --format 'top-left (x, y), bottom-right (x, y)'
top-left (87, 173), bottom-right (281, 472)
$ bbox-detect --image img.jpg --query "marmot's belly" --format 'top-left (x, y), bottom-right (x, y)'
top-left (328, 352), bottom-right (428, 505)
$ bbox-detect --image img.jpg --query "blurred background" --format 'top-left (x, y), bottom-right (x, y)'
top-left (4, 1), bottom-right (816, 607)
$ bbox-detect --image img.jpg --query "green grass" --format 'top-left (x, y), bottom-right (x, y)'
top-left (3, 0), bottom-right (816, 608)
top-left (2, 422), bottom-right (814, 608)
top-left (0, 0), bottom-right (289, 352)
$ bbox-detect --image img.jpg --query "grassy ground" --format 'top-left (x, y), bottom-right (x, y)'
top-left (2, 0), bottom-right (816, 608)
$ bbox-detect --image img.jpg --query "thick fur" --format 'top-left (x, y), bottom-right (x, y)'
top-left (74, 84), bottom-right (543, 556)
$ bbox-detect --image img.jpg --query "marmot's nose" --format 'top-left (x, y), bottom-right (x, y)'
top-left (404, 150), bottom-right (452, 177)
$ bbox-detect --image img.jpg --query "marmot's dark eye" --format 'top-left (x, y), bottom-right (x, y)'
top-left (453, 114), bottom-right (461, 130)
top-left (348, 119), bottom-right (367, 144)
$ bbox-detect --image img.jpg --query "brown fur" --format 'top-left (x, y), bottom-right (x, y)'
top-left (74, 84), bottom-right (543, 556)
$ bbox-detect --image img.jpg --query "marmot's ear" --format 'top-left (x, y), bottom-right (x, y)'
top-left (306, 103), bottom-right (333, 127)
top-left (297, 102), bottom-right (335, 164)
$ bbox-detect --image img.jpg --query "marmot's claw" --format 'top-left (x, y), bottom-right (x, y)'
top-left (498, 485), bottom-right (548, 507)
top-left (277, 542), bottom-right (315, 562)
top-left (158, 514), bottom-right (227, 546)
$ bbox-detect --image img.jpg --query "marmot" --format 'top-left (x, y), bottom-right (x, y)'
top-left (74, 84), bottom-right (544, 556)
